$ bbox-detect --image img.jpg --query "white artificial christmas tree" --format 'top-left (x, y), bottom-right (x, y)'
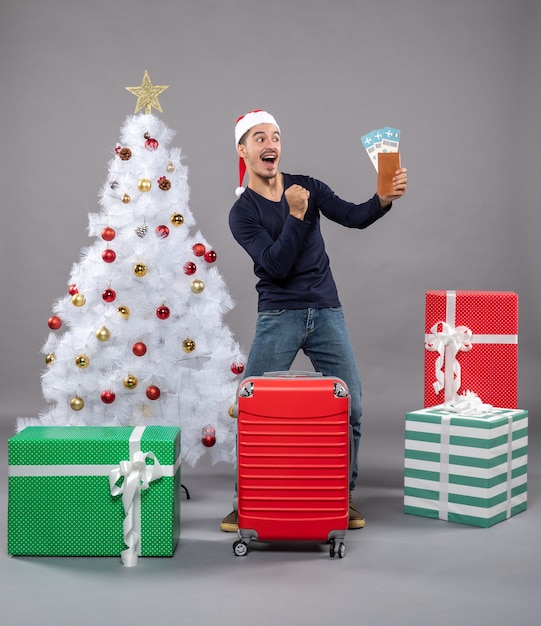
top-left (18, 72), bottom-right (246, 466)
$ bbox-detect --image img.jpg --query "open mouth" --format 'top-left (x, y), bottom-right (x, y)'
top-left (261, 151), bottom-right (277, 166)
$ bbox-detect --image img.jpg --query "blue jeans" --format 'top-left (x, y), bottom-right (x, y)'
top-left (244, 307), bottom-right (362, 491)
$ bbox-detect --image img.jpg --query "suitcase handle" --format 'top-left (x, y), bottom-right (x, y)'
top-left (263, 370), bottom-right (323, 378)
top-left (262, 371), bottom-right (348, 398)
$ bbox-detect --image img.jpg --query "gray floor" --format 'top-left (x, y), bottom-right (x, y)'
top-left (1, 415), bottom-right (539, 626)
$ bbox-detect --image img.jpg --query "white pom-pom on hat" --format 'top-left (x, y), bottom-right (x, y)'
top-left (234, 110), bottom-right (280, 196)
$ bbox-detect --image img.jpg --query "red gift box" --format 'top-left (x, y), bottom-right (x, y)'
top-left (424, 290), bottom-right (518, 408)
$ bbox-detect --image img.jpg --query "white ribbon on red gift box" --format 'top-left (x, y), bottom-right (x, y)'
top-left (109, 426), bottom-right (164, 567)
top-left (425, 290), bottom-right (517, 403)
top-left (425, 321), bottom-right (473, 402)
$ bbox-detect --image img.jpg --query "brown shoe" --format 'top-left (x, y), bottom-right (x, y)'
top-left (220, 509), bottom-right (238, 533)
top-left (348, 493), bottom-right (365, 529)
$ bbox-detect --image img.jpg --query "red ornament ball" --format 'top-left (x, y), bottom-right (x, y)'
top-left (144, 134), bottom-right (159, 151)
top-left (183, 261), bottom-right (197, 275)
top-left (231, 362), bottom-right (245, 375)
top-left (102, 288), bottom-right (116, 303)
top-left (192, 243), bottom-right (206, 257)
top-left (201, 425), bottom-right (216, 447)
top-left (155, 224), bottom-right (169, 238)
top-left (132, 341), bottom-right (147, 357)
top-left (204, 250), bottom-right (217, 263)
top-left (101, 390), bottom-right (116, 404)
top-left (68, 284), bottom-right (78, 296)
top-left (156, 305), bottom-right (170, 320)
top-left (146, 385), bottom-right (161, 400)
top-left (48, 316), bottom-right (62, 330)
top-left (102, 249), bottom-right (116, 263)
top-left (101, 227), bottom-right (116, 241)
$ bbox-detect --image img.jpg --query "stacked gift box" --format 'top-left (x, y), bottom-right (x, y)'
top-left (404, 290), bottom-right (528, 527)
top-left (423, 290), bottom-right (518, 409)
top-left (8, 425), bottom-right (181, 565)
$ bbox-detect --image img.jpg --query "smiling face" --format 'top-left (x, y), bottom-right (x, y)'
top-left (237, 123), bottom-right (281, 183)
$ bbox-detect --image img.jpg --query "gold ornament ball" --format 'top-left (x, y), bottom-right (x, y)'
top-left (228, 405), bottom-right (237, 419)
top-left (170, 212), bottom-right (184, 226)
top-left (45, 353), bottom-right (56, 365)
top-left (70, 396), bottom-right (84, 411)
top-left (75, 354), bottom-right (90, 368)
top-left (138, 178), bottom-right (152, 192)
top-left (134, 263), bottom-right (147, 277)
top-left (167, 162), bottom-right (175, 172)
top-left (72, 293), bottom-right (86, 307)
top-left (96, 326), bottom-right (111, 342)
top-left (122, 193), bottom-right (131, 204)
top-left (191, 279), bottom-right (205, 294)
top-left (117, 305), bottom-right (130, 319)
top-left (182, 339), bottom-right (196, 353)
top-left (124, 374), bottom-right (138, 389)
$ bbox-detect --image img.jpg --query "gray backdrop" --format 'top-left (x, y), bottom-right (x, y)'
top-left (1, 0), bottom-right (539, 440)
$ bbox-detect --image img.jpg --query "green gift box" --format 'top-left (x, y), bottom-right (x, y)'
top-left (404, 407), bottom-right (528, 528)
top-left (8, 425), bottom-right (181, 564)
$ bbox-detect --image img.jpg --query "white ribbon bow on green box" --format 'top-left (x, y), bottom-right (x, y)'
top-left (110, 447), bottom-right (163, 567)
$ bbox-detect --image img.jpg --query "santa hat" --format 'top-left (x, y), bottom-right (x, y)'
top-left (235, 110), bottom-right (280, 197)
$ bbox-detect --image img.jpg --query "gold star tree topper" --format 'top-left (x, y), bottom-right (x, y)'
top-left (125, 70), bottom-right (169, 114)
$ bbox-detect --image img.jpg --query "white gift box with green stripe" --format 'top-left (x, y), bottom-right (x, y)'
top-left (404, 407), bottom-right (528, 527)
top-left (8, 425), bottom-right (181, 563)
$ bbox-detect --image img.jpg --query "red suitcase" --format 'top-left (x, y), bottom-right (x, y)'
top-left (232, 372), bottom-right (350, 558)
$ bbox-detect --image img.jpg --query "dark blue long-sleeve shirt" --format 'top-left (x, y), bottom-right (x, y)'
top-left (229, 173), bottom-right (390, 311)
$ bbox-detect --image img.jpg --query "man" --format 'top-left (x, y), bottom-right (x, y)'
top-left (221, 110), bottom-right (407, 532)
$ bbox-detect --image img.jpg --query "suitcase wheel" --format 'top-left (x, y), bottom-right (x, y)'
top-left (329, 540), bottom-right (346, 559)
top-left (233, 540), bottom-right (249, 557)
